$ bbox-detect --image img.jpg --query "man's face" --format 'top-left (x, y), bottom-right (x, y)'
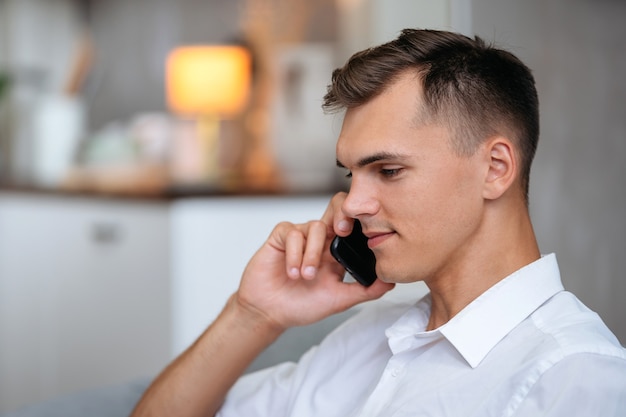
top-left (335, 71), bottom-right (488, 284)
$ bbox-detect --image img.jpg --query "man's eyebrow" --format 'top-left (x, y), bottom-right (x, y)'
top-left (336, 152), bottom-right (408, 169)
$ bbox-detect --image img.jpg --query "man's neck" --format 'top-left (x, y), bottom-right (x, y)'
top-left (424, 204), bottom-right (540, 331)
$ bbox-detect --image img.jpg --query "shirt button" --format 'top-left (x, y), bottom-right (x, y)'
top-left (391, 368), bottom-right (401, 377)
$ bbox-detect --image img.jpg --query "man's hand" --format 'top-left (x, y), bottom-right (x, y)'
top-left (130, 193), bottom-right (394, 417)
top-left (235, 192), bottom-right (395, 330)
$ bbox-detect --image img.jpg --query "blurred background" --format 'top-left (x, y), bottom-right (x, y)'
top-left (0, 0), bottom-right (625, 413)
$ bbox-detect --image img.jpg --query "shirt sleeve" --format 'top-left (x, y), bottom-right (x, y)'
top-left (216, 345), bottom-right (318, 417)
top-left (511, 352), bottom-right (626, 416)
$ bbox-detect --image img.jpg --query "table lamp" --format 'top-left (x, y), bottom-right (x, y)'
top-left (166, 45), bottom-right (252, 185)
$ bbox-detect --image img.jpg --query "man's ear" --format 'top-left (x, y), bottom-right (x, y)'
top-left (482, 137), bottom-right (517, 200)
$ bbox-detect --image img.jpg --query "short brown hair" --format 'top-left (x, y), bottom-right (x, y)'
top-left (323, 29), bottom-right (539, 201)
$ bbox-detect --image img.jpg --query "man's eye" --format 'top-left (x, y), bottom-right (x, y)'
top-left (345, 171), bottom-right (353, 178)
top-left (380, 168), bottom-right (401, 177)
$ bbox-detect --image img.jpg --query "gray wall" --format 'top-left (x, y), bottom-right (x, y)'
top-left (473, 0), bottom-right (626, 342)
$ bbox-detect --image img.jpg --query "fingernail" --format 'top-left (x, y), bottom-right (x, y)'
top-left (338, 220), bottom-right (350, 232)
top-left (303, 266), bottom-right (316, 278)
top-left (289, 267), bottom-right (299, 278)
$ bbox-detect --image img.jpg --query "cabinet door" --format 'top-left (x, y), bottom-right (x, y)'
top-left (170, 196), bottom-right (331, 355)
top-left (0, 193), bottom-right (170, 412)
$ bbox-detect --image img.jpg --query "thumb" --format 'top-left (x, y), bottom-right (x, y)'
top-left (332, 280), bottom-right (396, 313)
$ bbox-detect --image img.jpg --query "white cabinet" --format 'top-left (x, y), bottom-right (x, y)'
top-left (169, 196), bottom-right (332, 355)
top-left (0, 192), bottom-right (331, 412)
top-left (0, 192), bottom-right (171, 412)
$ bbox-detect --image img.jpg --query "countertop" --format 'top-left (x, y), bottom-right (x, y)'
top-left (0, 181), bottom-right (339, 202)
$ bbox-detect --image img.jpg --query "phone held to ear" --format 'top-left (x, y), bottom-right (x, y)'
top-left (330, 220), bottom-right (377, 286)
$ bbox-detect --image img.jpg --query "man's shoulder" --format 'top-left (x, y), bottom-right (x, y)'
top-left (530, 290), bottom-right (626, 360)
top-left (505, 293), bottom-right (626, 415)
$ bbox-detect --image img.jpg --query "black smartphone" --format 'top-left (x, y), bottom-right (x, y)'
top-left (330, 220), bottom-right (377, 286)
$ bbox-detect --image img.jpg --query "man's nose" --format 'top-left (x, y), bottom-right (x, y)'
top-left (341, 179), bottom-right (380, 219)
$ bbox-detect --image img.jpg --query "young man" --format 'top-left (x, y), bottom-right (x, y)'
top-left (132, 29), bottom-right (626, 416)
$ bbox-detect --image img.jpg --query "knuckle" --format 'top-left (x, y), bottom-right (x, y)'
top-left (286, 227), bottom-right (304, 241)
top-left (334, 191), bottom-right (348, 199)
top-left (275, 221), bottom-right (294, 232)
top-left (307, 219), bottom-right (326, 230)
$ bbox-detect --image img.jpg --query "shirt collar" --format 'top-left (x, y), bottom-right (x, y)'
top-left (386, 254), bottom-right (564, 368)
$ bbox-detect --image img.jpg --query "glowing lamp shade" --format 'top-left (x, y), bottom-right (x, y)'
top-left (166, 46), bottom-right (252, 117)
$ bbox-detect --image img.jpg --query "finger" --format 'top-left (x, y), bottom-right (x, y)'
top-left (300, 221), bottom-right (328, 279)
top-left (284, 227), bottom-right (306, 279)
top-left (321, 192), bottom-right (353, 237)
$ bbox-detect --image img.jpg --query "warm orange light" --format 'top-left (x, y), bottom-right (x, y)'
top-left (166, 46), bottom-right (252, 117)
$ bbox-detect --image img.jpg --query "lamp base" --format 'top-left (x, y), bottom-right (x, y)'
top-left (196, 114), bottom-right (221, 183)
top-left (170, 115), bottom-right (225, 187)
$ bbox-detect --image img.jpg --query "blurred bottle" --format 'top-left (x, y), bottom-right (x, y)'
top-left (32, 94), bottom-right (86, 186)
top-left (4, 67), bottom-right (47, 185)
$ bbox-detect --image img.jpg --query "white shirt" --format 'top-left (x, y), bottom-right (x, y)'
top-left (217, 254), bottom-right (626, 416)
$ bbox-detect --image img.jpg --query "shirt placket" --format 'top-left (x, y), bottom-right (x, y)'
top-left (353, 354), bottom-right (408, 417)
top-left (354, 331), bottom-right (440, 417)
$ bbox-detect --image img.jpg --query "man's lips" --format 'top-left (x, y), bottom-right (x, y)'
top-left (365, 231), bottom-right (395, 249)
